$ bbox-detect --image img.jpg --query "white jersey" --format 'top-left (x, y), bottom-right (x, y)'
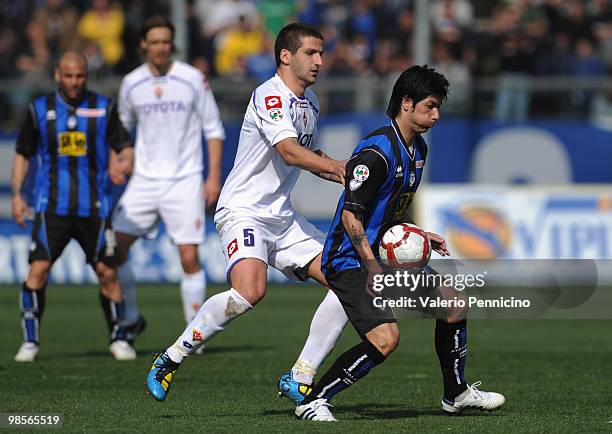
top-left (118, 60), bottom-right (225, 179)
top-left (216, 74), bottom-right (320, 222)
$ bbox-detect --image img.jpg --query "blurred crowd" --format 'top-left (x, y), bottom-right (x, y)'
top-left (0, 0), bottom-right (611, 120)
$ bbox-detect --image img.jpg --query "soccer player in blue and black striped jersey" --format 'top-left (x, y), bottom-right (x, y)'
top-left (11, 51), bottom-right (135, 362)
top-left (294, 66), bottom-right (505, 421)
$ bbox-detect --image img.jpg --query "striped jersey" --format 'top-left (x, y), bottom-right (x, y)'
top-left (322, 120), bottom-right (428, 275)
top-left (16, 91), bottom-right (129, 218)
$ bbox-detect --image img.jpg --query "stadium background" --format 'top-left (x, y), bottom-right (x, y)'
top-left (0, 1), bottom-right (611, 431)
top-left (0, 0), bottom-right (611, 283)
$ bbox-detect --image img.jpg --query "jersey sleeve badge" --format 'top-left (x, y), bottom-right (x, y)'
top-left (265, 95), bottom-right (282, 110)
top-left (349, 164), bottom-right (370, 191)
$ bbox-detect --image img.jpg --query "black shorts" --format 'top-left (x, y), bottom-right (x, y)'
top-left (29, 212), bottom-right (116, 266)
top-left (327, 266), bottom-right (460, 337)
top-left (326, 268), bottom-right (397, 339)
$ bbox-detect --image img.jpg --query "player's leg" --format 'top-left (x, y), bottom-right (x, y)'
top-left (296, 269), bottom-right (399, 421)
top-left (15, 260), bottom-right (51, 362)
top-left (278, 253), bottom-right (348, 403)
top-left (76, 216), bottom-right (135, 360)
top-left (177, 244), bottom-right (206, 324)
top-left (16, 213), bottom-right (71, 362)
top-left (272, 216), bottom-right (349, 402)
top-left (111, 175), bottom-right (159, 339)
top-left (159, 174), bottom-right (207, 324)
top-left (146, 216), bottom-right (269, 401)
top-left (114, 231), bottom-right (146, 341)
top-left (431, 282), bottom-right (504, 413)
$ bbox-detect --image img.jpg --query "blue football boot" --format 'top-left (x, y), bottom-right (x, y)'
top-left (277, 370), bottom-right (313, 404)
top-left (146, 351), bottom-right (181, 401)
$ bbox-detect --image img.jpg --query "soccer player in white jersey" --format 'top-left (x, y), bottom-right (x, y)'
top-left (110, 16), bottom-right (225, 359)
top-left (145, 23), bottom-right (348, 401)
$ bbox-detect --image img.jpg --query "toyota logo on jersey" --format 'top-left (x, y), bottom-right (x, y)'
top-left (265, 95), bottom-right (282, 110)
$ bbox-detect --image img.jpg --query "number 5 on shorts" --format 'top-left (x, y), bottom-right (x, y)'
top-left (243, 228), bottom-right (255, 247)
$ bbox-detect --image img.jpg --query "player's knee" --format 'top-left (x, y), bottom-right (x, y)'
top-left (446, 297), bottom-right (469, 323)
top-left (26, 261), bottom-right (51, 288)
top-left (95, 262), bottom-right (116, 284)
top-left (234, 284), bottom-right (267, 306)
top-left (179, 250), bottom-right (200, 274)
top-left (367, 323), bottom-right (400, 356)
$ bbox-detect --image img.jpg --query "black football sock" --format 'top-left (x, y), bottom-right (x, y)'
top-left (99, 292), bottom-right (128, 342)
top-left (20, 283), bottom-right (46, 344)
top-left (435, 319), bottom-right (468, 400)
top-left (302, 339), bottom-right (386, 405)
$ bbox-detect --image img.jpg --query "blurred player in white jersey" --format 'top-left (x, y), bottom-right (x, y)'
top-left (111, 16), bottom-right (225, 358)
top-left (145, 23), bottom-right (349, 401)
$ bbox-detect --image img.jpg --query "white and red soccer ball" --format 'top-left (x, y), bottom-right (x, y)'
top-left (379, 223), bottom-right (431, 268)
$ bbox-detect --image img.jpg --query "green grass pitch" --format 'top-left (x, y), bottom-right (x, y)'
top-left (1, 284), bottom-right (611, 432)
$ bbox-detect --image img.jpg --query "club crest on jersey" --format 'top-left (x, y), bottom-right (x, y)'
top-left (227, 238), bottom-right (238, 258)
top-left (353, 165), bottom-right (370, 182)
top-left (269, 108), bottom-right (283, 121)
top-left (66, 115), bottom-right (77, 130)
top-left (416, 160), bottom-right (425, 168)
top-left (409, 171), bottom-right (416, 186)
top-left (154, 86), bottom-right (163, 98)
top-left (265, 95), bottom-right (282, 110)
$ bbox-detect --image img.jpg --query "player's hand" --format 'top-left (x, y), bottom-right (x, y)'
top-left (328, 159), bottom-right (346, 185)
top-left (109, 153), bottom-right (133, 185)
top-left (365, 261), bottom-right (384, 297)
top-left (426, 231), bottom-right (450, 257)
top-left (12, 194), bottom-right (32, 227)
top-left (204, 176), bottom-right (221, 208)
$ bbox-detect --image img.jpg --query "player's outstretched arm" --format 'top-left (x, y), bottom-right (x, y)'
top-left (11, 153), bottom-right (32, 227)
top-left (276, 138), bottom-right (346, 183)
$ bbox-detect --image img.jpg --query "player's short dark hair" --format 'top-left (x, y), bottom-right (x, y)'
top-left (140, 15), bottom-right (175, 41)
top-left (274, 23), bottom-right (323, 67)
top-left (386, 65), bottom-right (449, 118)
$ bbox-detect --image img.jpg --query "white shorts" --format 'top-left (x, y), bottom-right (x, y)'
top-left (113, 173), bottom-right (205, 244)
top-left (215, 210), bottom-right (325, 281)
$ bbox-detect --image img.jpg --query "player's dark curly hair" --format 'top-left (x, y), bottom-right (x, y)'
top-left (386, 65), bottom-right (449, 118)
top-left (140, 15), bottom-right (175, 41)
top-left (275, 23), bottom-right (324, 67)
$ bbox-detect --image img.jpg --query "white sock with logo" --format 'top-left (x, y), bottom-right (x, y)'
top-left (292, 290), bottom-right (348, 384)
top-left (166, 288), bottom-right (252, 363)
top-left (180, 269), bottom-right (206, 324)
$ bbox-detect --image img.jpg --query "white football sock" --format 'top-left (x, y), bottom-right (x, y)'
top-left (166, 288), bottom-right (252, 363)
top-left (180, 269), bottom-right (206, 324)
top-left (292, 290), bottom-right (348, 384)
top-left (117, 262), bottom-right (140, 324)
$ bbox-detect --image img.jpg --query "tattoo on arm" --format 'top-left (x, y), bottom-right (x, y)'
top-left (348, 223), bottom-right (367, 246)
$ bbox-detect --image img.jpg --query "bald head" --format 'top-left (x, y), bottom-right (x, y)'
top-left (58, 51), bottom-right (88, 70)
top-left (55, 51), bottom-right (88, 104)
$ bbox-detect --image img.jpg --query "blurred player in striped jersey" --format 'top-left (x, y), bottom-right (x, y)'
top-left (12, 51), bottom-right (133, 362)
